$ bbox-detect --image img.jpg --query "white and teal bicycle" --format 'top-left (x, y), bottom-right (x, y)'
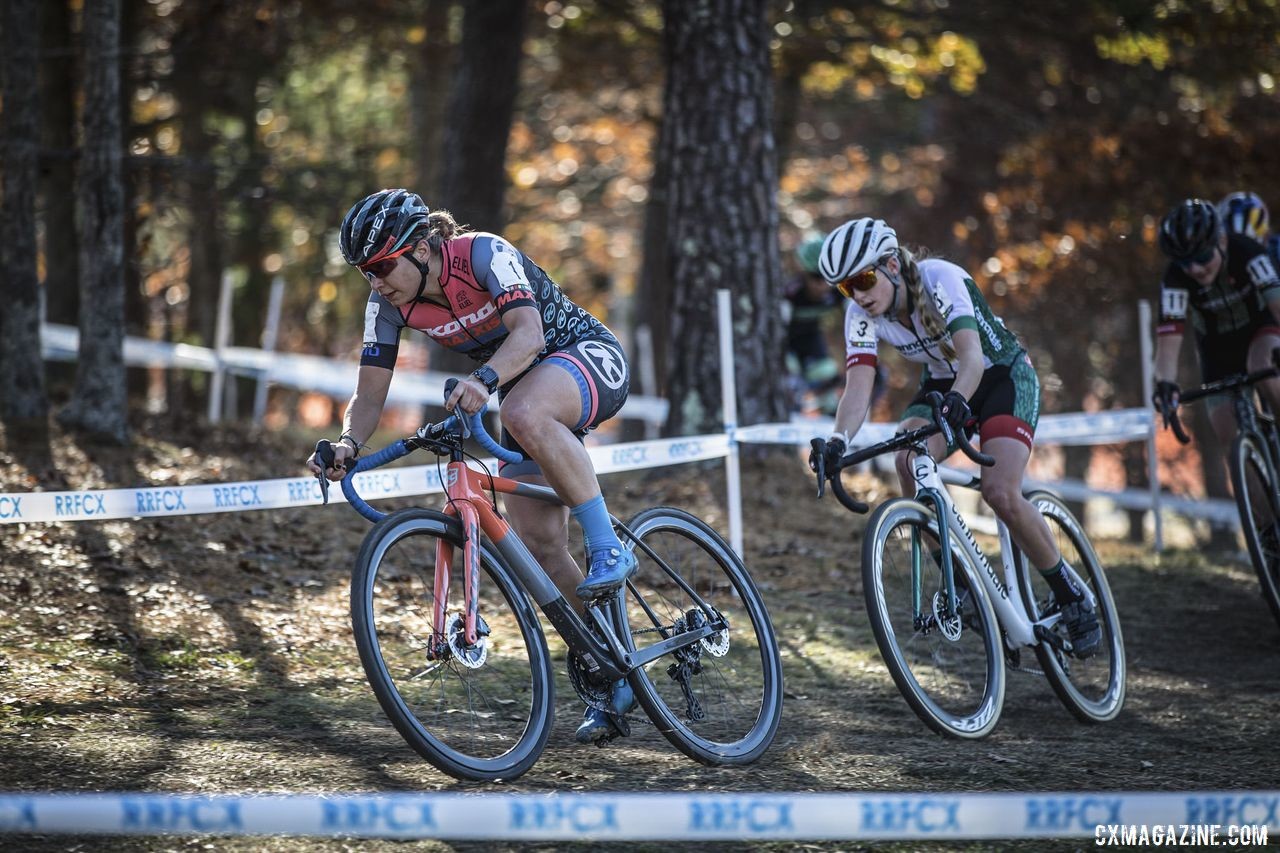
top-left (813, 392), bottom-right (1126, 738)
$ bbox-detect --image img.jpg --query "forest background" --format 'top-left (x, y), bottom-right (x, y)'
top-left (2, 0), bottom-right (1280, 524)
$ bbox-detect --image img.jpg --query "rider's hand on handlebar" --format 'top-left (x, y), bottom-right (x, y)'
top-left (809, 434), bottom-right (847, 475)
top-left (445, 376), bottom-right (491, 416)
top-left (1152, 380), bottom-right (1180, 426)
top-left (307, 440), bottom-right (357, 482)
top-left (940, 391), bottom-right (972, 432)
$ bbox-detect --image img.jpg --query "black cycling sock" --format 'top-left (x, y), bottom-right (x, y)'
top-left (1040, 558), bottom-right (1082, 603)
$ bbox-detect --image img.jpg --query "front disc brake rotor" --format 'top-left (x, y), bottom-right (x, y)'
top-left (444, 611), bottom-right (490, 669)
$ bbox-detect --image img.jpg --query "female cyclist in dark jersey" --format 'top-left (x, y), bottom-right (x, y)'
top-left (1153, 198), bottom-right (1280, 444)
top-left (808, 216), bottom-right (1101, 657)
top-left (306, 189), bottom-right (636, 744)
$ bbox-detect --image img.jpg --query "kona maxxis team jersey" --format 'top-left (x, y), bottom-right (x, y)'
top-left (842, 257), bottom-right (1023, 380)
top-left (1157, 232), bottom-right (1280, 342)
top-left (360, 232), bottom-right (615, 372)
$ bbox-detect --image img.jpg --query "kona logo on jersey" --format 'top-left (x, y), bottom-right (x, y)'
top-left (428, 303), bottom-right (498, 337)
top-left (578, 340), bottom-right (627, 389)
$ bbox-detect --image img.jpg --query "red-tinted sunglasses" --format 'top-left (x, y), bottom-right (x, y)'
top-left (835, 266), bottom-right (880, 298)
top-left (359, 244), bottom-right (414, 281)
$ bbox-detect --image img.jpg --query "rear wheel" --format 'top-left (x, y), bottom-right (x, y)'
top-left (861, 498), bottom-right (1005, 738)
top-left (1016, 492), bottom-right (1125, 723)
top-left (612, 507), bottom-right (783, 766)
top-left (351, 508), bottom-right (554, 781)
top-left (1230, 433), bottom-right (1280, 628)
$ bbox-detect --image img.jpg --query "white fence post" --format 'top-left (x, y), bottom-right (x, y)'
top-left (1139, 299), bottom-right (1162, 552)
top-left (253, 276), bottom-right (286, 422)
top-left (716, 289), bottom-right (743, 558)
top-left (208, 270), bottom-right (234, 424)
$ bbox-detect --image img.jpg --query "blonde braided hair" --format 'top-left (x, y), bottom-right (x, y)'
top-left (897, 246), bottom-right (957, 362)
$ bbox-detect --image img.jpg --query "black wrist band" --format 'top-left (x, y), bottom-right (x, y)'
top-left (472, 365), bottom-right (500, 394)
top-left (338, 433), bottom-right (363, 457)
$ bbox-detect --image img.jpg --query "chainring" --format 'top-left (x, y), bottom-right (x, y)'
top-left (566, 652), bottom-right (614, 711)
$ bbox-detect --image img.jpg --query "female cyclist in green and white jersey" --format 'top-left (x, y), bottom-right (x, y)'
top-left (808, 217), bottom-right (1100, 657)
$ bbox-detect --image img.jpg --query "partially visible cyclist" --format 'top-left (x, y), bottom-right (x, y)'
top-left (783, 234), bottom-right (845, 415)
top-left (807, 217), bottom-right (1101, 656)
top-left (1218, 190), bottom-right (1280, 270)
top-left (305, 188), bottom-right (637, 745)
top-left (784, 235), bottom-right (887, 416)
top-left (1152, 197), bottom-right (1280, 459)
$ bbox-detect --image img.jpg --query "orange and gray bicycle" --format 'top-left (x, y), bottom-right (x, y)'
top-left (317, 382), bottom-right (782, 781)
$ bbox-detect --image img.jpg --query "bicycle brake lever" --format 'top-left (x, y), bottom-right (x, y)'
top-left (312, 439), bottom-right (334, 505)
top-left (810, 438), bottom-right (827, 499)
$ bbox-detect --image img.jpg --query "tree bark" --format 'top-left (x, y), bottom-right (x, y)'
top-left (59, 0), bottom-right (128, 444)
top-left (437, 0), bottom-right (525, 231)
top-left (432, 0), bottom-right (526, 377)
top-left (412, 0), bottom-right (455, 201)
top-left (0, 0), bottom-right (50, 431)
top-left (39, 0), bottom-right (80, 328)
top-left (658, 0), bottom-right (787, 434)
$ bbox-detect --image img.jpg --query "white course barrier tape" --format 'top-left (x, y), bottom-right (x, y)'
top-left (733, 408), bottom-right (1153, 449)
top-left (0, 790), bottom-right (1275, 840)
top-left (0, 435), bottom-right (729, 525)
top-left (41, 323), bottom-right (671, 425)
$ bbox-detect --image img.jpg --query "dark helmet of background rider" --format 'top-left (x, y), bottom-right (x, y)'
top-left (1158, 198), bottom-right (1221, 262)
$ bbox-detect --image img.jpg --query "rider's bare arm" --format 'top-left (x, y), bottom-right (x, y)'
top-left (948, 328), bottom-right (984, 401)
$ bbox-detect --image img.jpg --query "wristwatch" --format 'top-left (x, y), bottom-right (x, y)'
top-left (471, 365), bottom-right (500, 394)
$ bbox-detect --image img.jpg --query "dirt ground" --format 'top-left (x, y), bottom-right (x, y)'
top-left (2, 417), bottom-right (1278, 853)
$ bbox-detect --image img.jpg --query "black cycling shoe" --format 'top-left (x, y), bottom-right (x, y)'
top-left (1059, 598), bottom-right (1102, 658)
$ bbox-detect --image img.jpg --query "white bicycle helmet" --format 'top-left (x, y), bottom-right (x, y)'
top-left (818, 218), bottom-right (898, 284)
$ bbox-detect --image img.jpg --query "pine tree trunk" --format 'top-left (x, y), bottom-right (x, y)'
top-left (0, 0), bottom-right (50, 431)
top-left (59, 0), bottom-right (128, 444)
top-left (39, 0), bottom-right (80, 328)
top-left (659, 0), bottom-right (787, 435)
top-left (433, 0), bottom-right (526, 377)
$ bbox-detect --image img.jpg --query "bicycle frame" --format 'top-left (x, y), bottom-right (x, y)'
top-left (907, 451), bottom-right (1095, 651)
top-left (424, 455), bottom-right (725, 686)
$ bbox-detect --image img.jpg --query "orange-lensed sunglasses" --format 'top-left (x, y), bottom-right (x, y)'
top-left (359, 244), bottom-right (415, 281)
top-left (835, 266), bottom-right (880, 298)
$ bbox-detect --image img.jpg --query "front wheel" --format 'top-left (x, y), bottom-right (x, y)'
top-left (612, 507), bottom-right (783, 766)
top-left (861, 498), bottom-right (1006, 739)
top-left (1230, 432), bottom-right (1280, 629)
top-left (1016, 491), bottom-right (1125, 723)
top-left (351, 508), bottom-right (554, 781)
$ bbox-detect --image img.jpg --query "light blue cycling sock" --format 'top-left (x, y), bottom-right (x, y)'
top-left (570, 494), bottom-right (621, 556)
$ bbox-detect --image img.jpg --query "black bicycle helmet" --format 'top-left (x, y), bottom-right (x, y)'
top-left (1158, 198), bottom-right (1221, 262)
top-left (339, 189), bottom-right (431, 267)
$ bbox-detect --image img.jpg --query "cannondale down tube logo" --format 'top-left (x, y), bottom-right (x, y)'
top-left (580, 341), bottom-right (627, 390)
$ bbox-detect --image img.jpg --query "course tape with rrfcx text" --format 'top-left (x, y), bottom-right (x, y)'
top-left (0, 434), bottom-right (731, 525)
top-left (0, 790), bottom-right (1275, 840)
